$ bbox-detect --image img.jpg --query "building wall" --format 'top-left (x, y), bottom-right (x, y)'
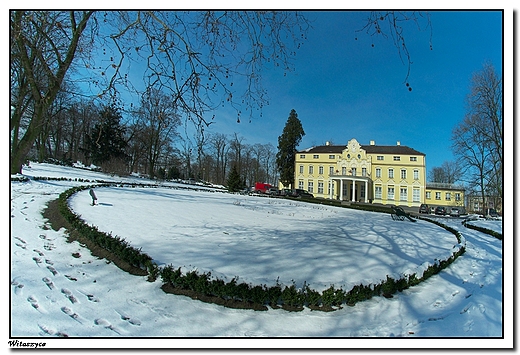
top-left (424, 187), bottom-right (465, 209)
top-left (292, 139), bottom-right (427, 207)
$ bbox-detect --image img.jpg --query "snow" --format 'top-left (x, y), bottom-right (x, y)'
top-left (9, 163), bottom-right (511, 349)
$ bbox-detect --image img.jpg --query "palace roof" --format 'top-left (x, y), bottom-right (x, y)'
top-left (298, 144), bottom-right (425, 156)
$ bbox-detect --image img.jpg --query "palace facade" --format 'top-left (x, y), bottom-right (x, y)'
top-left (288, 138), bottom-right (464, 208)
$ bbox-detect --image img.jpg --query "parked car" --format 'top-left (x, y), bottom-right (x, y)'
top-left (293, 189), bottom-right (314, 198)
top-left (268, 188), bottom-right (280, 196)
top-left (419, 204), bottom-right (429, 214)
top-left (429, 206), bottom-right (436, 214)
top-left (435, 206), bottom-right (447, 215)
top-left (450, 207), bottom-right (460, 217)
top-left (280, 188), bottom-right (293, 196)
top-left (483, 208), bottom-right (499, 219)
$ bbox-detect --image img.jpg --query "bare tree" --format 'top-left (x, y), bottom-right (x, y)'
top-left (452, 63), bottom-right (502, 211)
top-left (134, 87), bottom-right (181, 179)
top-left (10, 10), bottom-right (310, 174)
top-left (428, 161), bottom-right (463, 184)
top-left (356, 11), bottom-right (432, 90)
top-left (208, 132), bottom-right (229, 185)
top-left (10, 11), bottom-right (94, 174)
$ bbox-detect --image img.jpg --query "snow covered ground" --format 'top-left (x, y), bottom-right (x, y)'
top-left (9, 163), bottom-right (511, 349)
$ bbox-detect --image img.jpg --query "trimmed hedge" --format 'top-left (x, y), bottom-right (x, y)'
top-left (462, 220), bottom-right (503, 240)
top-left (51, 182), bottom-right (466, 312)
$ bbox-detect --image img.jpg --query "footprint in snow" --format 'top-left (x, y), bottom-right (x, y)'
top-left (115, 309), bottom-right (141, 326)
top-left (94, 318), bottom-right (122, 334)
top-left (61, 306), bottom-right (82, 323)
top-left (33, 249), bottom-right (45, 256)
top-left (65, 275), bottom-right (78, 282)
top-left (47, 265), bottom-right (58, 276)
top-left (42, 277), bottom-right (55, 290)
top-left (15, 243), bottom-right (27, 250)
top-left (15, 236), bottom-right (27, 244)
top-left (38, 324), bottom-right (68, 337)
top-left (43, 242), bottom-right (55, 251)
top-left (27, 295), bottom-right (45, 312)
top-left (11, 279), bottom-right (24, 295)
top-left (78, 289), bottom-right (99, 303)
top-left (61, 288), bottom-right (79, 304)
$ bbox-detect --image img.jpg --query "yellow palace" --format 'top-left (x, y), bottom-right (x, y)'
top-left (289, 138), bottom-right (464, 209)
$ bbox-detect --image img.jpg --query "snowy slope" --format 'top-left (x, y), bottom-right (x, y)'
top-left (9, 163), bottom-right (511, 349)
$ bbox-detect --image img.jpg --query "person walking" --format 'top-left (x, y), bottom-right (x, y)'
top-left (89, 188), bottom-right (98, 206)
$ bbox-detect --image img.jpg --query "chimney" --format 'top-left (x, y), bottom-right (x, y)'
top-left (370, 140), bottom-right (375, 146)
top-left (325, 141), bottom-right (330, 146)
top-left (396, 141), bottom-right (401, 146)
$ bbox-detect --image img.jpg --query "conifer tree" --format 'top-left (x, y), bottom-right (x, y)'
top-left (276, 109), bottom-right (305, 188)
top-left (84, 105), bottom-right (128, 166)
top-left (227, 165), bottom-right (243, 192)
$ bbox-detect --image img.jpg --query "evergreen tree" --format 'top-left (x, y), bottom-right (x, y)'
top-left (227, 165), bottom-right (243, 192)
top-left (84, 104), bottom-right (128, 166)
top-left (276, 109), bottom-right (305, 188)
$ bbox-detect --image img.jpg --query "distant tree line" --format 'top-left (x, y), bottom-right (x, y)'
top-left (23, 94), bottom-right (278, 187)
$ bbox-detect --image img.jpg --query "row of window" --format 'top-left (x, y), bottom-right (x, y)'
top-left (299, 154), bottom-right (418, 162)
top-left (375, 168), bottom-right (420, 180)
top-left (374, 186), bottom-right (421, 202)
top-left (298, 165), bottom-right (421, 180)
top-left (426, 191), bottom-right (462, 201)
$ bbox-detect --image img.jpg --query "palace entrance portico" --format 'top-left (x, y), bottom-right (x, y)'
top-left (329, 175), bottom-right (371, 203)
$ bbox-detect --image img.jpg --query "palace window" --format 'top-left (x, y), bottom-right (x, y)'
top-left (388, 187), bottom-right (395, 200)
top-left (446, 192), bottom-right (451, 201)
top-left (329, 166), bottom-right (334, 175)
top-left (318, 181), bottom-right (324, 194)
top-left (410, 157), bottom-right (417, 162)
top-left (413, 188), bottom-right (420, 202)
top-left (362, 167), bottom-right (367, 176)
top-left (300, 154), bottom-right (305, 159)
top-left (298, 180), bottom-right (304, 189)
top-left (435, 192), bottom-right (441, 200)
top-left (299, 165), bottom-right (304, 174)
top-left (401, 169), bottom-right (407, 179)
top-left (388, 169), bottom-right (394, 179)
top-left (376, 168), bottom-right (381, 178)
top-left (319, 166), bottom-right (324, 175)
top-left (375, 186), bottom-right (382, 199)
top-left (413, 169), bottom-right (419, 180)
top-left (342, 167), bottom-right (347, 175)
top-left (400, 188), bottom-right (407, 201)
top-left (329, 155), bottom-right (335, 159)
top-left (351, 167), bottom-right (357, 176)
top-left (377, 156), bottom-right (384, 160)
top-left (309, 165), bottom-right (314, 175)
top-left (328, 182), bottom-right (335, 195)
top-left (426, 191), bottom-right (431, 199)
top-left (308, 181), bottom-right (314, 193)
top-left (313, 154), bottom-right (319, 159)
top-left (393, 156), bottom-right (401, 161)
top-left (455, 193), bottom-right (461, 201)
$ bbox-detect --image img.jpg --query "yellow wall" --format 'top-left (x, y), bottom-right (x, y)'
top-left (293, 139), bottom-right (427, 207)
top-left (424, 188), bottom-right (465, 208)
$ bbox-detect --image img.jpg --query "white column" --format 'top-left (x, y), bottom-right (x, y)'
top-left (364, 180), bottom-right (368, 203)
top-left (340, 179), bottom-right (344, 201)
top-left (352, 180), bottom-right (356, 202)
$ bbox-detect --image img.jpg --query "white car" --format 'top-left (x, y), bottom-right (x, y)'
top-left (450, 208), bottom-right (460, 217)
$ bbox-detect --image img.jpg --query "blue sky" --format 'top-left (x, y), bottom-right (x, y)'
top-left (201, 10), bottom-right (503, 175)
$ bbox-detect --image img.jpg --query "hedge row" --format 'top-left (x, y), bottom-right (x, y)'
top-left (52, 183), bottom-right (466, 311)
top-left (56, 185), bottom-right (155, 274)
top-left (462, 221), bottom-right (503, 240)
